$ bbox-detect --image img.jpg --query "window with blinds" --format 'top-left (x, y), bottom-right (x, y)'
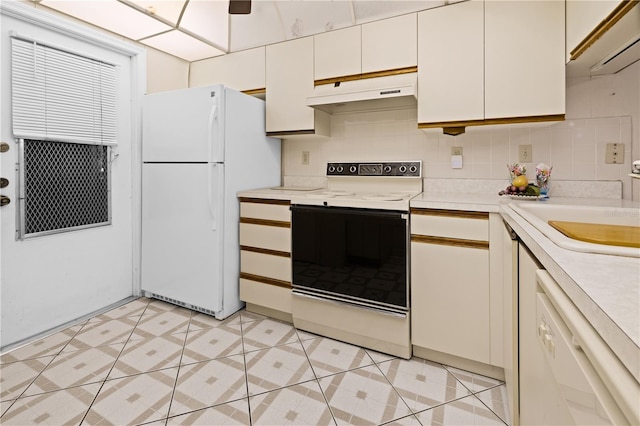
top-left (11, 36), bottom-right (116, 238)
top-left (11, 37), bottom-right (117, 145)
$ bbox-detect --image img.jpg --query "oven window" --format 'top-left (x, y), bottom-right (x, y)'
top-left (292, 206), bottom-right (408, 310)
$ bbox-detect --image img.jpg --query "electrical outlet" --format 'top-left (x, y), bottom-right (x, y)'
top-left (605, 143), bottom-right (624, 164)
top-left (519, 144), bottom-right (532, 163)
top-left (451, 147), bottom-right (463, 156)
top-left (302, 151), bottom-right (310, 165)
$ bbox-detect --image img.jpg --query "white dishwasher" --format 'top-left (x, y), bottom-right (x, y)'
top-left (521, 268), bottom-right (639, 425)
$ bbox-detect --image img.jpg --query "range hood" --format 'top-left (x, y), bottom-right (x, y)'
top-left (568, 3), bottom-right (640, 77)
top-left (307, 73), bottom-right (417, 114)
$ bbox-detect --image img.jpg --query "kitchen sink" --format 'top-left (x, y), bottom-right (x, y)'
top-left (509, 201), bottom-right (640, 257)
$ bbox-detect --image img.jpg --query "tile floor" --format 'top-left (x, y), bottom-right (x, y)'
top-left (0, 298), bottom-right (510, 425)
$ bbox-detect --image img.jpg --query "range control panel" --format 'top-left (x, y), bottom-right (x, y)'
top-left (326, 161), bottom-right (421, 177)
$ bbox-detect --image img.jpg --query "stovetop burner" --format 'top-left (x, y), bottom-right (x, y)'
top-left (291, 161), bottom-right (423, 211)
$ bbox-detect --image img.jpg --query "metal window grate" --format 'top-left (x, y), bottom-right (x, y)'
top-left (20, 139), bottom-right (110, 238)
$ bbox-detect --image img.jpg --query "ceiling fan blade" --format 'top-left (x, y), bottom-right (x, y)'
top-left (229, 0), bottom-right (251, 15)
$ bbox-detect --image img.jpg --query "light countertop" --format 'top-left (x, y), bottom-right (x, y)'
top-left (239, 187), bottom-right (640, 380)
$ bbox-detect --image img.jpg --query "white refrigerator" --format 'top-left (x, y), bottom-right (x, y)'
top-left (141, 85), bottom-right (281, 319)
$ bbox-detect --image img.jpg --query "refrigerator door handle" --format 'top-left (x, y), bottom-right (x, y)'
top-left (208, 162), bottom-right (224, 231)
top-left (208, 102), bottom-right (220, 164)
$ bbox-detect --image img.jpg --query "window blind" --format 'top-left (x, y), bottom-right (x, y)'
top-left (11, 37), bottom-right (117, 145)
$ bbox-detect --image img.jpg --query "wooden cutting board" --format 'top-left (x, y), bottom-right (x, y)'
top-left (548, 221), bottom-right (640, 248)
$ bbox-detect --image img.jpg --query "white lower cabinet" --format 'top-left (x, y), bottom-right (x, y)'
top-left (238, 198), bottom-right (292, 321)
top-left (411, 208), bottom-right (503, 375)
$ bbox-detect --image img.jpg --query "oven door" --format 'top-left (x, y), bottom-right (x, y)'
top-left (291, 205), bottom-right (409, 313)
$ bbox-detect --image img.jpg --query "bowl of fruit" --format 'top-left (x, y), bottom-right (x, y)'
top-left (499, 163), bottom-right (541, 199)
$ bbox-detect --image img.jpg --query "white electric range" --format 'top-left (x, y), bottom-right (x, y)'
top-left (289, 161), bottom-right (422, 359)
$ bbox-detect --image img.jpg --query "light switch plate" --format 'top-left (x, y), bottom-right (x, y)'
top-left (451, 155), bottom-right (463, 169)
top-left (519, 144), bottom-right (532, 163)
top-left (451, 147), bottom-right (463, 156)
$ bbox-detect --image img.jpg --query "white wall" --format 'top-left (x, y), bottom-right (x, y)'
top-left (283, 61), bottom-right (640, 200)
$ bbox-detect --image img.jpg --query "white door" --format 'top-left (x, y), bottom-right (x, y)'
top-left (0, 8), bottom-right (141, 348)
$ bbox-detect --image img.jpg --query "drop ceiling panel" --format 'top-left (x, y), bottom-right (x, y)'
top-left (180, 0), bottom-right (229, 50)
top-left (141, 30), bottom-right (225, 61)
top-left (41, 0), bottom-right (172, 40)
top-left (125, 0), bottom-right (186, 25)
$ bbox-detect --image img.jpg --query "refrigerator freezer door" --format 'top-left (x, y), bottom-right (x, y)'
top-left (142, 163), bottom-right (223, 313)
top-left (143, 85), bottom-right (223, 163)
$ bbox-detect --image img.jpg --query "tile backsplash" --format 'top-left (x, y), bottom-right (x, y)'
top-left (283, 112), bottom-right (633, 199)
top-left (283, 62), bottom-right (639, 200)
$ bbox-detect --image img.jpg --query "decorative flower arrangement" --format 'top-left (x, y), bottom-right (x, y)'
top-left (507, 163), bottom-right (527, 180)
top-left (536, 163), bottom-right (553, 197)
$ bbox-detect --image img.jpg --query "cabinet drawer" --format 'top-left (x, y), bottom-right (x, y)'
top-left (411, 209), bottom-right (489, 241)
top-left (241, 250), bottom-right (291, 282)
top-left (240, 200), bottom-right (290, 222)
top-left (240, 278), bottom-right (292, 314)
top-left (239, 223), bottom-right (291, 252)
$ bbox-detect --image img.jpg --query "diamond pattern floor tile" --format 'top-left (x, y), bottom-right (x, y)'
top-left (187, 312), bottom-right (225, 332)
top-left (169, 354), bottom-right (247, 416)
top-left (242, 318), bottom-right (299, 352)
top-left (319, 365), bottom-right (413, 425)
top-left (0, 356), bottom-right (54, 401)
top-left (0, 383), bottom-right (101, 425)
top-left (167, 398), bottom-right (250, 425)
top-left (82, 368), bottom-right (178, 425)
top-left (382, 414), bottom-right (423, 425)
top-left (245, 342), bottom-right (315, 396)
top-left (87, 299), bottom-right (149, 323)
top-left (1, 298), bottom-right (510, 426)
top-left (108, 334), bottom-right (186, 379)
top-left (181, 324), bottom-right (243, 364)
top-left (63, 318), bottom-right (138, 352)
top-left (249, 381), bottom-right (335, 426)
top-left (377, 358), bottom-right (470, 413)
top-left (132, 310), bottom-right (191, 339)
top-left (415, 394), bottom-right (506, 425)
top-left (23, 344), bottom-right (123, 396)
top-left (475, 384), bottom-right (510, 425)
top-left (1, 327), bottom-right (80, 364)
top-left (444, 366), bottom-right (503, 393)
top-left (302, 337), bottom-right (374, 378)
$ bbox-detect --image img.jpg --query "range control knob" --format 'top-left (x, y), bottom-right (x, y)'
top-left (384, 165), bottom-right (392, 173)
top-left (328, 165), bottom-right (336, 173)
top-left (399, 165), bottom-right (407, 173)
top-left (349, 165), bottom-right (357, 173)
top-left (409, 165), bottom-right (418, 173)
top-left (336, 165), bottom-right (344, 173)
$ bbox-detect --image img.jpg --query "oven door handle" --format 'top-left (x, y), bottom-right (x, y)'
top-left (290, 204), bottom-right (407, 220)
top-left (292, 289), bottom-right (408, 318)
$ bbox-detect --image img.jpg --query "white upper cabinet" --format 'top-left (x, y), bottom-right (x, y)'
top-left (485, 0), bottom-right (565, 120)
top-left (418, 0), bottom-right (565, 129)
top-left (314, 26), bottom-right (361, 81)
top-left (566, 0), bottom-right (622, 62)
top-left (266, 37), bottom-right (330, 137)
top-left (417, 1), bottom-right (483, 124)
top-left (314, 14), bottom-right (417, 83)
top-left (361, 14), bottom-right (417, 74)
top-left (189, 47), bottom-right (265, 93)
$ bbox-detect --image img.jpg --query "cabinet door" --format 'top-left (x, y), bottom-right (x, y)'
top-left (314, 26), bottom-right (361, 81)
top-left (485, 1), bottom-right (565, 119)
top-left (189, 47), bottom-right (265, 92)
top-left (362, 14), bottom-right (417, 74)
top-left (417, 1), bottom-right (483, 124)
top-left (266, 37), bottom-right (316, 134)
top-left (566, 0), bottom-right (621, 62)
top-left (411, 241), bottom-right (491, 364)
